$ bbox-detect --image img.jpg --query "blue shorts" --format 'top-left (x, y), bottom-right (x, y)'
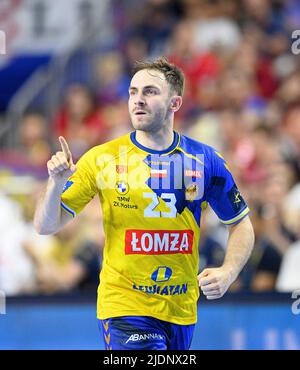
top-left (98, 316), bottom-right (195, 350)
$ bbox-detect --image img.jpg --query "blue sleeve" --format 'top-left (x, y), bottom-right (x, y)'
top-left (206, 149), bottom-right (250, 225)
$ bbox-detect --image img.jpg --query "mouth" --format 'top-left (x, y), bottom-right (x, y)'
top-left (134, 111), bottom-right (147, 115)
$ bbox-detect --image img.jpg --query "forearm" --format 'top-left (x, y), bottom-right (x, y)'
top-left (34, 136), bottom-right (76, 235)
top-left (33, 178), bottom-right (66, 235)
top-left (223, 216), bottom-right (255, 282)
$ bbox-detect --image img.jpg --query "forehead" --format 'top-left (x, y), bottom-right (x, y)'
top-left (130, 69), bottom-right (167, 89)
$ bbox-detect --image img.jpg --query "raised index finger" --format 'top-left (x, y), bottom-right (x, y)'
top-left (59, 136), bottom-right (71, 162)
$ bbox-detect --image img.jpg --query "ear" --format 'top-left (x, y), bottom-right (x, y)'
top-left (170, 96), bottom-right (183, 112)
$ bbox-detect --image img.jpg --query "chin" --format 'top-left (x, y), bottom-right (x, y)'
top-left (132, 119), bottom-right (153, 132)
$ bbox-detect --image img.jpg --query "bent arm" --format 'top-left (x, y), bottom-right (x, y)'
top-left (34, 136), bottom-right (77, 235)
top-left (223, 215), bottom-right (255, 282)
top-left (34, 178), bottom-right (72, 235)
top-left (198, 215), bottom-right (255, 299)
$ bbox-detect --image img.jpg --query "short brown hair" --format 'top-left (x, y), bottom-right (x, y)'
top-left (132, 57), bottom-right (185, 96)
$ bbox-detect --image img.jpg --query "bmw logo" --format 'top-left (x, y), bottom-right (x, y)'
top-left (115, 181), bottom-right (129, 195)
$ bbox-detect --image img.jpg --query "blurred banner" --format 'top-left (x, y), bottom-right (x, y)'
top-left (192, 301), bottom-right (300, 350)
top-left (0, 0), bottom-right (109, 57)
top-left (0, 0), bottom-right (110, 110)
top-left (0, 294), bottom-right (299, 350)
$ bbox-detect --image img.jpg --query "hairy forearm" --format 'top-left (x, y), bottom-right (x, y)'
top-left (223, 216), bottom-right (255, 282)
top-left (33, 178), bottom-right (65, 235)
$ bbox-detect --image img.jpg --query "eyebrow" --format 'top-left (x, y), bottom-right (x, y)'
top-left (128, 85), bottom-right (160, 91)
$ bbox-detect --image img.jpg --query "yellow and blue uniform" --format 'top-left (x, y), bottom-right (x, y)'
top-left (99, 316), bottom-right (195, 350)
top-left (61, 131), bottom-right (250, 349)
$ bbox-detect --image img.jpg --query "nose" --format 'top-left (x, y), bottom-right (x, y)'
top-left (134, 92), bottom-right (146, 107)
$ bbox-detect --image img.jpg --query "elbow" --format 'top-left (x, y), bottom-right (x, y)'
top-left (36, 228), bottom-right (53, 236)
top-left (33, 220), bottom-right (57, 235)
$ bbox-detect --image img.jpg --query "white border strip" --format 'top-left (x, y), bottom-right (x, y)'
top-left (220, 207), bottom-right (250, 225)
top-left (61, 201), bottom-right (76, 218)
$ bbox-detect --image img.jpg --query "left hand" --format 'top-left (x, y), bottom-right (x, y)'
top-left (197, 267), bottom-right (234, 300)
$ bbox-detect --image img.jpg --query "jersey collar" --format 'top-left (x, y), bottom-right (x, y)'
top-left (130, 131), bottom-right (180, 155)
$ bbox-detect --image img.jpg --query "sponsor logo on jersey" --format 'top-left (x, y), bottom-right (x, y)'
top-left (146, 160), bottom-right (170, 166)
top-left (233, 192), bottom-right (241, 204)
top-left (62, 180), bottom-right (74, 193)
top-left (133, 283), bottom-right (188, 295)
top-left (185, 184), bottom-right (198, 201)
top-left (227, 184), bottom-right (246, 212)
top-left (115, 181), bottom-right (129, 195)
top-left (151, 266), bottom-right (172, 282)
top-left (125, 333), bottom-right (166, 343)
top-left (184, 169), bottom-right (203, 178)
top-left (125, 230), bottom-right (193, 255)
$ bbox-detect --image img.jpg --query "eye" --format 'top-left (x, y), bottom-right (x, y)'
top-left (146, 88), bottom-right (156, 95)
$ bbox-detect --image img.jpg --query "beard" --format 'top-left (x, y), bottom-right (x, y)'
top-left (130, 108), bottom-right (169, 132)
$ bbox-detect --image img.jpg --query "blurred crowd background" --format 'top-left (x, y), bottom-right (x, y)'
top-left (1, 0), bottom-right (300, 297)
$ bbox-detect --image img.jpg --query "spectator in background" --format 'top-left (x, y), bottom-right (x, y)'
top-left (281, 104), bottom-right (300, 181)
top-left (94, 51), bottom-right (130, 106)
top-left (230, 40), bottom-right (278, 99)
top-left (2, 0), bottom-right (300, 295)
top-left (198, 209), bottom-right (226, 273)
top-left (0, 112), bottom-right (50, 179)
top-left (185, 0), bottom-right (241, 54)
top-left (242, 0), bottom-right (290, 58)
top-left (243, 158), bottom-right (297, 291)
top-left (129, 0), bottom-right (180, 57)
top-left (99, 101), bottom-right (131, 141)
top-left (123, 36), bottom-right (148, 76)
top-left (276, 171), bottom-right (300, 291)
top-left (283, 0), bottom-right (300, 34)
top-left (219, 68), bottom-right (265, 112)
top-left (167, 19), bottom-right (221, 117)
top-left (277, 72), bottom-right (300, 107)
top-left (0, 192), bottom-right (37, 295)
top-left (25, 198), bottom-right (104, 294)
top-left (0, 181), bottom-right (63, 296)
top-left (276, 208), bottom-right (300, 292)
top-left (238, 203), bottom-right (283, 292)
top-left (53, 84), bottom-right (107, 159)
top-left (258, 166), bottom-right (297, 252)
top-left (19, 113), bottom-right (52, 168)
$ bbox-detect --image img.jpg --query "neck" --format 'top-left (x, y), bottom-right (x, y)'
top-left (135, 126), bottom-right (174, 151)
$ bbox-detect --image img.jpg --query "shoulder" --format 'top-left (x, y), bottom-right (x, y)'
top-left (75, 133), bottom-right (133, 175)
top-left (80, 133), bottom-right (133, 162)
top-left (178, 133), bottom-right (221, 162)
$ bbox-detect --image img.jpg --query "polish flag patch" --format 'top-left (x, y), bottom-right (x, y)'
top-left (150, 169), bottom-right (167, 178)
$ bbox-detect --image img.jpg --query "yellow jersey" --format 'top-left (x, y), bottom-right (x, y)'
top-left (61, 131), bottom-right (249, 325)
